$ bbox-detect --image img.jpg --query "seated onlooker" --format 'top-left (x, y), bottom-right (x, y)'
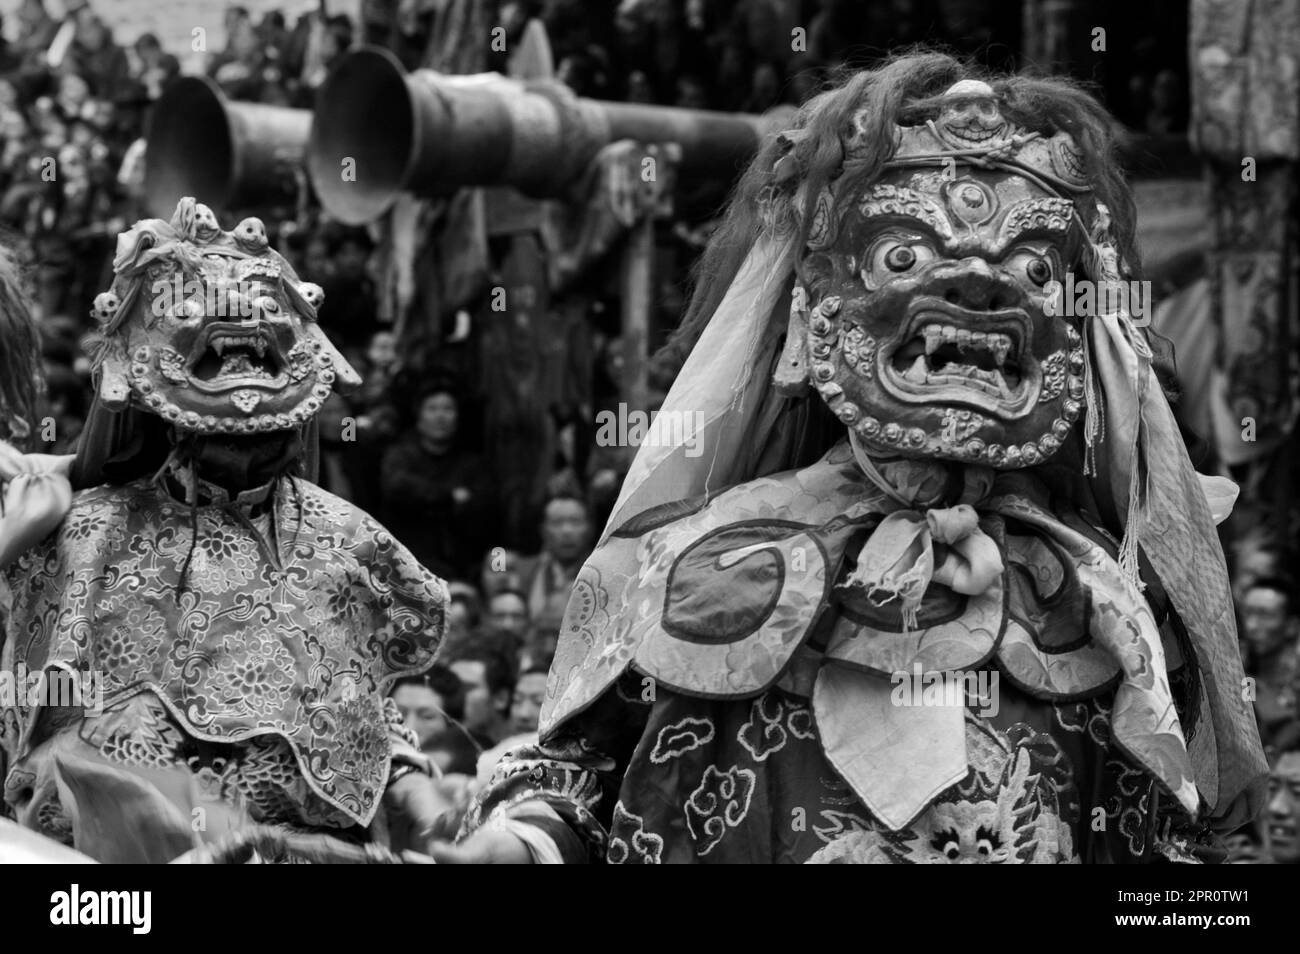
top-left (390, 666), bottom-right (463, 749)
top-left (438, 580), bottom-right (484, 657)
top-left (445, 648), bottom-right (514, 749)
top-left (474, 665), bottom-right (548, 785)
top-left (482, 492), bottom-right (593, 634)
top-left (391, 666), bottom-right (478, 776)
top-left (1242, 578), bottom-right (1300, 754)
top-left (518, 625), bottom-right (557, 675)
top-left (1266, 750), bottom-right (1300, 864)
top-left (379, 385), bottom-right (493, 580)
top-left (480, 588), bottom-right (529, 661)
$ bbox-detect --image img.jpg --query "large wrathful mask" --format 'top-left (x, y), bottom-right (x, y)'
top-left (788, 80), bottom-right (1100, 468)
top-left (89, 197), bottom-right (359, 434)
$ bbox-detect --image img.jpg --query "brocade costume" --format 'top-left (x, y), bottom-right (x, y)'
top-left (460, 66), bottom-right (1267, 863)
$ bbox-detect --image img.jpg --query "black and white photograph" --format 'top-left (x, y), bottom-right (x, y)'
top-left (0, 0), bottom-right (1296, 914)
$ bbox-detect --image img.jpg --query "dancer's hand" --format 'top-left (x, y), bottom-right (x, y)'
top-left (1, 471), bottom-right (72, 568)
top-left (427, 829), bottom-right (532, 864)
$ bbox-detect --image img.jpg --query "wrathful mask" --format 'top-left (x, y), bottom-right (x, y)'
top-left (789, 81), bottom-right (1096, 469)
top-left (89, 197), bottom-right (359, 435)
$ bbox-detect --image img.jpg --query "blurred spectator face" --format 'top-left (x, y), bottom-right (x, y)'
top-left (524, 628), bottom-right (559, 667)
top-left (56, 144), bottom-right (88, 196)
top-left (76, 14), bottom-right (109, 51)
top-left (486, 591), bottom-right (528, 641)
top-left (510, 671), bottom-right (547, 734)
top-left (334, 238), bottom-right (369, 280)
top-left (304, 237), bottom-right (332, 278)
top-left (135, 34), bottom-right (162, 65)
top-left (602, 338), bottom-right (625, 381)
top-left (685, 0), bottom-right (707, 30)
top-left (1152, 70), bottom-right (1180, 110)
top-left (449, 660), bottom-right (506, 735)
top-left (1222, 831), bottom-right (1265, 864)
top-left (1267, 753), bottom-right (1300, 864)
top-left (542, 497), bottom-right (591, 564)
top-left (0, 81), bottom-right (17, 109)
top-left (751, 63), bottom-right (780, 105)
top-left (675, 76), bottom-right (708, 110)
top-left (33, 96), bottom-right (57, 123)
top-left (626, 70), bottom-right (654, 104)
top-left (57, 73), bottom-right (91, 111)
top-left (416, 392), bottom-right (457, 445)
top-left (236, 23), bottom-right (260, 59)
top-left (499, 1), bottom-right (529, 34)
top-left (392, 682), bottom-right (447, 747)
top-left (87, 99), bottom-right (113, 130)
top-left (447, 600), bottom-right (473, 641)
top-left (1243, 585), bottom-right (1291, 657)
top-left (40, 119), bottom-right (68, 151)
top-left (0, 109), bottom-right (26, 141)
top-left (224, 6), bottom-right (249, 34)
top-left (367, 330), bottom-right (397, 370)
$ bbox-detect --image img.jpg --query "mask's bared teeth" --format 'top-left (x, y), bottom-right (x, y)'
top-left (212, 337), bottom-right (226, 357)
top-left (941, 326), bottom-right (958, 343)
top-left (997, 371), bottom-right (1013, 398)
top-left (253, 339), bottom-right (266, 358)
top-left (956, 329), bottom-right (972, 351)
top-left (905, 354), bottom-right (927, 383)
top-left (999, 335), bottom-right (1013, 366)
top-left (924, 325), bottom-right (942, 355)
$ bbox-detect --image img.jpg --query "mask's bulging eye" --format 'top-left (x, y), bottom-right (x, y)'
top-left (1004, 247), bottom-right (1056, 288)
top-left (885, 246), bottom-right (916, 271)
top-left (866, 236), bottom-right (936, 285)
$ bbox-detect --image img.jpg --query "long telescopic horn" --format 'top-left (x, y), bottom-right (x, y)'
top-left (144, 76), bottom-right (311, 218)
top-left (308, 46), bottom-right (791, 225)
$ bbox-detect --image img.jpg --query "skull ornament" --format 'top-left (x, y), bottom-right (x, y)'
top-left (90, 291), bottom-right (120, 325)
top-left (934, 80), bottom-right (1012, 147)
top-left (792, 83), bottom-right (1094, 469)
top-left (90, 197), bottom-right (358, 435)
top-left (297, 282), bottom-right (325, 311)
top-left (192, 203), bottom-right (221, 240)
top-left (233, 216), bottom-right (269, 251)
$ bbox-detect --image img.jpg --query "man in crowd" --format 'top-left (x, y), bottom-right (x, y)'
top-left (381, 386), bottom-right (493, 580)
top-left (1242, 578), bottom-right (1300, 753)
top-left (446, 648), bottom-right (514, 749)
top-left (1265, 751), bottom-right (1300, 864)
top-left (482, 588), bottom-right (530, 660)
top-left (391, 666), bottom-right (465, 751)
top-left (484, 493), bottom-right (593, 634)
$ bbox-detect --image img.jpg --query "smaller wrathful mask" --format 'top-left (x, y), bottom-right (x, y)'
top-left (90, 197), bottom-right (360, 435)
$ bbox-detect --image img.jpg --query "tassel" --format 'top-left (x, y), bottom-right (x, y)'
top-left (1117, 387), bottom-right (1149, 593)
top-left (1081, 324), bottom-right (1103, 477)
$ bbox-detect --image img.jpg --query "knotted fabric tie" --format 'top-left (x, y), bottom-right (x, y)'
top-left (839, 505), bottom-right (1003, 632)
top-left (844, 434), bottom-right (1004, 631)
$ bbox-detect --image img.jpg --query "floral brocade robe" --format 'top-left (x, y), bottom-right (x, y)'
top-left (0, 474), bottom-right (446, 841)
top-left (463, 672), bottom-right (1212, 864)
top-left (461, 441), bottom-right (1219, 863)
